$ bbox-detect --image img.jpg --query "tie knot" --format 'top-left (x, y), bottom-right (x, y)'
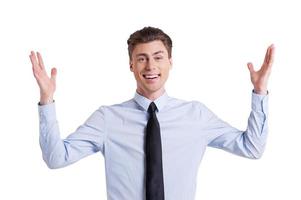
top-left (148, 102), bottom-right (157, 114)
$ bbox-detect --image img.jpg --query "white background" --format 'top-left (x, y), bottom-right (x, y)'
top-left (0, 0), bottom-right (300, 199)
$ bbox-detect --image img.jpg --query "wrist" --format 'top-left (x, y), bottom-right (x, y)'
top-left (253, 88), bottom-right (268, 95)
top-left (40, 94), bottom-right (54, 105)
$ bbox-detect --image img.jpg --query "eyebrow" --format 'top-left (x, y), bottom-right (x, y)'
top-left (136, 50), bottom-right (165, 57)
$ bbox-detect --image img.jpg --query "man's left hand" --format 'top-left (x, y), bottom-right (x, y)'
top-left (247, 44), bottom-right (275, 95)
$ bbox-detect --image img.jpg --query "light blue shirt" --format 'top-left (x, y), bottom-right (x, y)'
top-left (38, 91), bottom-right (268, 200)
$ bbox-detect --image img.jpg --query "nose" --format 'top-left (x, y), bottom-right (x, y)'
top-left (145, 58), bottom-right (156, 70)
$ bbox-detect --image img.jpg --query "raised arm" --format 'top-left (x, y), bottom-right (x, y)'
top-left (206, 45), bottom-right (275, 158)
top-left (29, 52), bottom-right (105, 169)
top-left (29, 51), bottom-right (57, 105)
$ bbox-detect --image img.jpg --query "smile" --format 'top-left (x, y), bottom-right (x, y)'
top-left (143, 74), bottom-right (161, 79)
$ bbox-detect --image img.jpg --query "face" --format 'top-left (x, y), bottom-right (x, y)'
top-left (130, 40), bottom-right (172, 100)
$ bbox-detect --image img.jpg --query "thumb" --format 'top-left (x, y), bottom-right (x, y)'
top-left (247, 62), bottom-right (255, 74)
top-left (50, 67), bottom-right (57, 81)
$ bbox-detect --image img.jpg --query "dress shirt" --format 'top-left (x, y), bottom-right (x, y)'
top-left (38, 91), bottom-right (268, 200)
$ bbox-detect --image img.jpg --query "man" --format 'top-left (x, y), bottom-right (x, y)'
top-left (30, 26), bottom-right (274, 200)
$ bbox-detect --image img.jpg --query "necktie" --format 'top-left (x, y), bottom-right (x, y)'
top-left (145, 102), bottom-right (165, 200)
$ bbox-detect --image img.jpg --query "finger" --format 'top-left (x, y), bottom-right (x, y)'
top-left (37, 52), bottom-right (45, 70)
top-left (264, 45), bottom-right (271, 65)
top-left (29, 51), bottom-right (39, 68)
top-left (264, 44), bottom-right (275, 72)
top-left (50, 67), bottom-right (57, 82)
top-left (30, 52), bottom-right (41, 78)
top-left (247, 62), bottom-right (255, 74)
top-left (267, 44), bottom-right (275, 67)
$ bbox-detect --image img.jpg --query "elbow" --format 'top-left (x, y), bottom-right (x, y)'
top-left (45, 161), bottom-right (61, 169)
top-left (43, 158), bottom-right (61, 169)
top-left (251, 152), bottom-right (263, 159)
top-left (244, 136), bottom-right (267, 159)
top-left (43, 154), bottom-right (66, 169)
top-left (249, 147), bottom-right (265, 159)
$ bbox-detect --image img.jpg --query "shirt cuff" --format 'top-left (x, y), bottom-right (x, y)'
top-left (251, 90), bottom-right (269, 113)
top-left (38, 102), bottom-right (57, 122)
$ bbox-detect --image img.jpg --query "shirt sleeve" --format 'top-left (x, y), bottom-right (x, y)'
top-left (38, 103), bottom-right (106, 169)
top-left (204, 91), bottom-right (268, 159)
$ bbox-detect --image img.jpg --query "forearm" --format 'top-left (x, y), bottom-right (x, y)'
top-left (206, 91), bottom-right (269, 159)
top-left (243, 91), bottom-right (269, 158)
top-left (38, 103), bottom-right (104, 169)
top-left (38, 102), bottom-right (68, 169)
top-left (226, 91), bottom-right (269, 159)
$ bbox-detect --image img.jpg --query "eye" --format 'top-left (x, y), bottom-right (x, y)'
top-left (154, 56), bottom-right (163, 61)
top-left (137, 57), bottom-right (146, 62)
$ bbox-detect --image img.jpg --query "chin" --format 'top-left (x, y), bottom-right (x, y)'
top-left (147, 86), bottom-right (165, 93)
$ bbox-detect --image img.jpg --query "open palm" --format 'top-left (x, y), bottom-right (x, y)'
top-left (247, 44), bottom-right (275, 95)
top-left (30, 51), bottom-right (57, 104)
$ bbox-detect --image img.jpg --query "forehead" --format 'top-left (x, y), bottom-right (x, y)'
top-left (132, 40), bottom-right (168, 56)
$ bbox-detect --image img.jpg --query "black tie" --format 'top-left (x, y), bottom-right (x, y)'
top-left (145, 102), bottom-right (165, 200)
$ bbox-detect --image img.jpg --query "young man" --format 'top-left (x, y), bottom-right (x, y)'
top-left (30, 27), bottom-right (274, 200)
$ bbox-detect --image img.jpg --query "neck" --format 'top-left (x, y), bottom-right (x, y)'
top-left (136, 88), bottom-right (165, 101)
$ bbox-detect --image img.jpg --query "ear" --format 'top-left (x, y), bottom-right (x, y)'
top-left (129, 61), bottom-right (134, 72)
top-left (169, 58), bottom-right (173, 69)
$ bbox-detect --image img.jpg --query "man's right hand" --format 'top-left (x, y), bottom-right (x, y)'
top-left (29, 51), bottom-right (57, 105)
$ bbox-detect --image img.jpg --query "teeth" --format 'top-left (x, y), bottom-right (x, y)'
top-left (144, 74), bottom-right (159, 79)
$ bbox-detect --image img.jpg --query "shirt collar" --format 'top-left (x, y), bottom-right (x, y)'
top-left (134, 91), bottom-right (169, 112)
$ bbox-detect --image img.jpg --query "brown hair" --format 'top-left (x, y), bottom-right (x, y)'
top-left (127, 26), bottom-right (173, 60)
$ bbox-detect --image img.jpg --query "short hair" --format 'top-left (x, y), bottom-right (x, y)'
top-left (127, 26), bottom-right (173, 60)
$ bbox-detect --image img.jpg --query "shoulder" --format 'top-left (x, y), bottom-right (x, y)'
top-left (168, 96), bottom-right (206, 108)
top-left (96, 98), bottom-right (140, 113)
top-left (168, 97), bottom-right (217, 123)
